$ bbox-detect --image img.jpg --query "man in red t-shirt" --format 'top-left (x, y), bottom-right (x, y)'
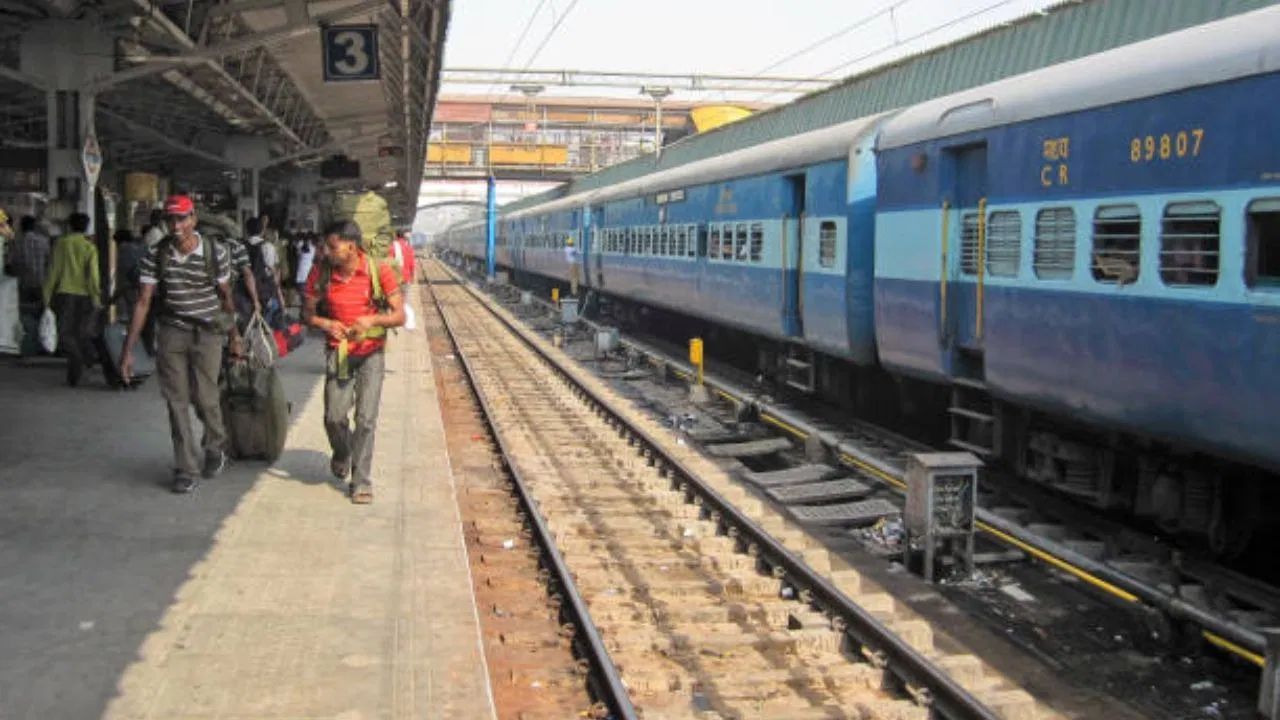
top-left (302, 220), bottom-right (405, 504)
top-left (392, 231), bottom-right (415, 284)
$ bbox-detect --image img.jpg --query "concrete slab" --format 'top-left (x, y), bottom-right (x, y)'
top-left (0, 319), bottom-right (495, 720)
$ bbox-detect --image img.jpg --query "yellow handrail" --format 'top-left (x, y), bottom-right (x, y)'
top-left (975, 197), bottom-right (987, 340)
top-left (940, 200), bottom-right (950, 338)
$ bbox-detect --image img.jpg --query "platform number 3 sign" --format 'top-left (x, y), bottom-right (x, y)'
top-left (323, 25), bottom-right (379, 82)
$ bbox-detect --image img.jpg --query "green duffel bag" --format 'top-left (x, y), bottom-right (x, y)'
top-left (220, 360), bottom-right (290, 461)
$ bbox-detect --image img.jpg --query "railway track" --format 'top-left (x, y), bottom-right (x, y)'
top-left (436, 257), bottom-right (1280, 718)
top-left (427, 261), bottom-right (1062, 720)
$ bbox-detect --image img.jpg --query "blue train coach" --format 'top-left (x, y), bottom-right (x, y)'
top-left (874, 6), bottom-right (1280, 552)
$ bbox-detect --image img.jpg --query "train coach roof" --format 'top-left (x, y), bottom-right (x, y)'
top-left (505, 113), bottom-right (889, 220)
top-left (878, 5), bottom-right (1280, 150)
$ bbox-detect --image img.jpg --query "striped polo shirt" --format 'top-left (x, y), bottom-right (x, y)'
top-left (138, 234), bottom-right (231, 328)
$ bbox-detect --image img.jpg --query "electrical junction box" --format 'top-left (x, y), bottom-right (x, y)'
top-left (903, 452), bottom-right (980, 582)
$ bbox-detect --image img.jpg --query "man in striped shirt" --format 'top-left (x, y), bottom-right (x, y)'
top-left (120, 195), bottom-right (244, 493)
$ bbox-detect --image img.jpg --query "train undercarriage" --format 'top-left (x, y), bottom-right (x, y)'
top-left (463, 263), bottom-right (1272, 564)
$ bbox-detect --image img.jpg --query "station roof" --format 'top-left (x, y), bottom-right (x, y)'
top-left (0, 0), bottom-right (450, 220)
top-left (503, 0), bottom-right (1277, 213)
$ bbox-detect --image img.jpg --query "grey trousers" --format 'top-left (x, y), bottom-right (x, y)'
top-left (324, 349), bottom-right (385, 485)
top-left (156, 323), bottom-right (228, 477)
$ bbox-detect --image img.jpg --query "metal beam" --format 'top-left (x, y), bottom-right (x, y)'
top-left (0, 65), bottom-right (47, 92)
top-left (442, 67), bottom-right (835, 95)
top-left (87, 0), bottom-right (385, 92)
top-left (98, 108), bottom-right (233, 167)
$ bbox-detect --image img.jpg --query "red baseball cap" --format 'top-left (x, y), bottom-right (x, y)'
top-left (164, 195), bottom-right (195, 216)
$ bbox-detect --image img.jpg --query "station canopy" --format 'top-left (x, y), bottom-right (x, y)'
top-left (0, 0), bottom-right (450, 220)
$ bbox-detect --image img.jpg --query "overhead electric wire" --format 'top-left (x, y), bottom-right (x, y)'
top-left (754, 0), bottom-right (910, 76)
top-left (754, 0), bottom-right (1025, 102)
top-left (485, 0), bottom-right (551, 99)
top-left (520, 0), bottom-right (585, 71)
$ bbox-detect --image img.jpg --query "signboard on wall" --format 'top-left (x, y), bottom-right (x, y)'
top-left (323, 25), bottom-right (379, 82)
top-left (82, 129), bottom-right (102, 188)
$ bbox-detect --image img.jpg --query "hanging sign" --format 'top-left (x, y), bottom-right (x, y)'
top-left (82, 129), bottom-right (102, 188)
top-left (323, 25), bottom-right (379, 81)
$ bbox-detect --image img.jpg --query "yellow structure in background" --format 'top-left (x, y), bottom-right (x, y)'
top-left (489, 144), bottom-right (569, 166)
top-left (124, 172), bottom-right (159, 203)
top-left (427, 144), bottom-right (472, 163)
top-left (689, 105), bottom-right (752, 133)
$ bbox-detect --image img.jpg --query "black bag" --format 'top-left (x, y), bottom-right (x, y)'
top-left (97, 320), bottom-right (153, 389)
top-left (220, 360), bottom-right (290, 461)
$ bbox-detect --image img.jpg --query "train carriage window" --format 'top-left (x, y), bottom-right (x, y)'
top-left (750, 223), bottom-right (764, 262)
top-left (1092, 206), bottom-right (1141, 284)
top-left (736, 224), bottom-right (749, 261)
top-left (1033, 208), bottom-right (1074, 279)
top-left (1160, 201), bottom-right (1220, 286)
top-left (676, 226), bottom-right (687, 258)
top-left (721, 224), bottom-right (734, 260)
top-left (1246, 198), bottom-right (1280, 288)
top-left (660, 226), bottom-right (670, 256)
top-left (644, 226), bottom-right (654, 255)
top-left (709, 227), bottom-right (721, 259)
top-left (986, 211), bottom-right (1021, 277)
top-left (819, 221), bottom-right (837, 268)
top-left (688, 224), bottom-right (699, 257)
top-left (960, 214), bottom-right (979, 275)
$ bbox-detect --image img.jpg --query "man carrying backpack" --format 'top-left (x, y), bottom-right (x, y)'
top-left (119, 195), bottom-right (243, 493)
top-left (243, 217), bottom-right (285, 328)
top-left (302, 220), bottom-right (404, 505)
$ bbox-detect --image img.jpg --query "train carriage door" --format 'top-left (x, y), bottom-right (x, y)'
top-left (783, 174), bottom-right (806, 335)
top-left (944, 143), bottom-right (988, 352)
top-left (592, 208), bottom-right (605, 287)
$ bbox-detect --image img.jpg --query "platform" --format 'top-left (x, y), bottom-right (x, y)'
top-left (0, 318), bottom-right (496, 719)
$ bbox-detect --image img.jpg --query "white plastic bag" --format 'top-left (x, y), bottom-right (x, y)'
top-left (243, 313), bottom-right (276, 368)
top-left (403, 304), bottom-right (417, 331)
top-left (38, 307), bottom-right (58, 354)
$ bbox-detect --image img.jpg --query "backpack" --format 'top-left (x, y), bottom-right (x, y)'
top-left (245, 240), bottom-right (279, 304)
top-left (332, 191), bottom-right (393, 261)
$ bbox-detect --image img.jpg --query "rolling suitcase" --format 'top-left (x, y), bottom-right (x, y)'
top-left (98, 321), bottom-right (153, 389)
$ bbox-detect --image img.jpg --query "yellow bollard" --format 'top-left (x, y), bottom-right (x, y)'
top-left (551, 287), bottom-right (560, 305)
top-left (689, 338), bottom-right (704, 386)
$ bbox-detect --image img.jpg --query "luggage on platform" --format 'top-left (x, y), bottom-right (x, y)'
top-left (0, 276), bottom-right (19, 355)
top-left (220, 359), bottom-right (289, 461)
top-left (98, 320), bottom-right (153, 388)
top-left (272, 322), bottom-right (305, 358)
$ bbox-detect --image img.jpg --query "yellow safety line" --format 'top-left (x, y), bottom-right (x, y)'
top-left (760, 413), bottom-right (809, 441)
top-left (1203, 631), bottom-right (1266, 667)
top-left (840, 452), bottom-right (906, 491)
top-left (440, 258), bottom-right (1264, 669)
top-left (977, 521), bottom-right (1139, 603)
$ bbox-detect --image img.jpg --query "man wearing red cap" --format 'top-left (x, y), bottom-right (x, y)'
top-left (120, 195), bottom-right (243, 493)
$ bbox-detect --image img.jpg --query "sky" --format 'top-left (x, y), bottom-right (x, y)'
top-left (441, 0), bottom-right (1065, 104)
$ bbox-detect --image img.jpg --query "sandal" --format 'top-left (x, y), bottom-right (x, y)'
top-left (351, 482), bottom-right (373, 505)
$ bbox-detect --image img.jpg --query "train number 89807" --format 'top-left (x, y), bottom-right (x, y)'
top-left (1129, 129), bottom-right (1205, 163)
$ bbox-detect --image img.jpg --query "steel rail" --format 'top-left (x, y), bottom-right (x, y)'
top-left (435, 265), bottom-right (1002, 720)
top-left (430, 283), bottom-right (638, 720)
top-left (467, 265), bottom-right (1270, 666)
